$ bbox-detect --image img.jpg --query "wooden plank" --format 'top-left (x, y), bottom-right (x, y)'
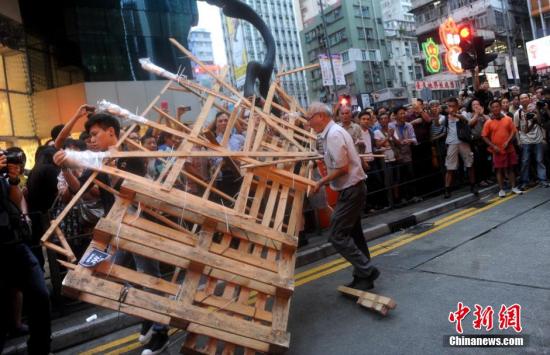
top-left (161, 67), bottom-right (228, 190)
top-left (276, 63), bottom-right (320, 77)
top-left (63, 272), bottom-right (290, 347)
top-left (94, 218), bottom-right (293, 292)
top-left (337, 286), bottom-right (397, 310)
top-left (132, 193), bottom-right (282, 251)
top-left (186, 323), bottom-right (271, 353)
top-left (121, 178), bottom-right (298, 247)
top-left (123, 215), bottom-right (196, 246)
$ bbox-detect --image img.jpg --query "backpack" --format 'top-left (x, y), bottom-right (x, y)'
top-left (446, 115), bottom-right (472, 143)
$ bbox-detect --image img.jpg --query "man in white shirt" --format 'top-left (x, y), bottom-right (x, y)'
top-left (307, 102), bottom-right (380, 291)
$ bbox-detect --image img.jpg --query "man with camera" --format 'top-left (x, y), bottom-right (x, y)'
top-left (513, 94), bottom-right (549, 188)
top-left (0, 151), bottom-right (52, 354)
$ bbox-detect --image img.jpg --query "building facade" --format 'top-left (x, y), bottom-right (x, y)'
top-left (300, 0), bottom-right (395, 106)
top-left (293, 0), bottom-right (340, 30)
top-left (188, 27), bottom-right (218, 87)
top-left (527, 0), bottom-right (549, 39)
top-left (222, 0), bottom-right (309, 107)
top-left (382, 0), bottom-right (424, 98)
top-left (410, 0), bottom-right (533, 89)
top-left (0, 0), bottom-right (200, 165)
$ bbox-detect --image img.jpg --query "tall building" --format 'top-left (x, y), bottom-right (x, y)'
top-left (188, 27), bottom-right (218, 87)
top-left (300, 0), bottom-right (397, 106)
top-left (293, 0), bottom-right (339, 30)
top-left (527, 0), bottom-right (549, 39)
top-left (410, 0), bottom-right (533, 88)
top-left (382, 0), bottom-right (424, 97)
top-left (221, 0), bottom-right (309, 107)
top-left (0, 0), bottom-right (201, 164)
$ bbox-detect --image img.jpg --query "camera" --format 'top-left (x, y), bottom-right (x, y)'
top-left (0, 150), bottom-right (24, 175)
top-left (0, 150), bottom-right (24, 165)
top-left (536, 100), bottom-right (549, 110)
top-left (526, 112), bottom-right (537, 121)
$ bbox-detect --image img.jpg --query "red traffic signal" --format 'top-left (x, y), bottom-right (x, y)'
top-left (338, 94), bottom-right (351, 106)
top-left (458, 22), bottom-right (474, 42)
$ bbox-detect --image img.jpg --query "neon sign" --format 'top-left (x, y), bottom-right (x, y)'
top-left (421, 38), bottom-right (441, 74)
top-left (439, 18), bottom-right (463, 74)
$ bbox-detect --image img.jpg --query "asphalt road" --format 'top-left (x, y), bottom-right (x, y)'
top-left (60, 187), bottom-right (550, 355)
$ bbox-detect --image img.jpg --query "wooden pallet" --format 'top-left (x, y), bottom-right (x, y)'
top-left (337, 286), bottom-right (397, 316)
top-left (43, 39), bottom-right (322, 354)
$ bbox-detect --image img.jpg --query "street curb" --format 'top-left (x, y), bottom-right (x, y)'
top-left (4, 312), bottom-right (140, 355)
top-left (296, 185), bottom-right (499, 268)
top-left (4, 186), bottom-right (498, 354)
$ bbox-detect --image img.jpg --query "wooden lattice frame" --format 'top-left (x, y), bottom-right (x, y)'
top-left (42, 39), bottom-right (322, 354)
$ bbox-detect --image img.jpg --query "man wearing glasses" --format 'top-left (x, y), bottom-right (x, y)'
top-left (307, 102), bottom-right (380, 291)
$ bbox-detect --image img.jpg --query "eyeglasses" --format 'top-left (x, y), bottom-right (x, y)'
top-left (306, 112), bottom-right (322, 122)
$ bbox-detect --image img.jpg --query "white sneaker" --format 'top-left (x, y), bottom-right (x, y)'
top-left (498, 189), bottom-right (506, 198)
top-left (511, 187), bottom-right (523, 195)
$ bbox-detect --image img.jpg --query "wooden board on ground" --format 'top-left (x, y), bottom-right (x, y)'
top-left (337, 286), bottom-right (397, 316)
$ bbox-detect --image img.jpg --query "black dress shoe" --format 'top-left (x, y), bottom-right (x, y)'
top-left (350, 277), bottom-right (374, 291)
top-left (345, 276), bottom-right (360, 288)
top-left (366, 266), bottom-right (380, 282)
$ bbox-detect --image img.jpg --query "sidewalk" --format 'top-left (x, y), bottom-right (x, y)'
top-left (3, 184), bottom-right (497, 354)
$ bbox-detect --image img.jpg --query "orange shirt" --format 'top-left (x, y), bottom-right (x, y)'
top-left (481, 115), bottom-right (517, 153)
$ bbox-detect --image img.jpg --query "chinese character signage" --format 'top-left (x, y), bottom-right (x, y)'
top-left (439, 18), bottom-right (464, 74)
top-left (415, 80), bottom-right (458, 91)
top-left (422, 38), bottom-right (441, 74)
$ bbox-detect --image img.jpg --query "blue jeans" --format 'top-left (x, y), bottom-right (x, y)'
top-left (0, 244), bottom-right (51, 354)
top-left (520, 143), bottom-right (547, 184)
top-left (113, 250), bottom-right (168, 333)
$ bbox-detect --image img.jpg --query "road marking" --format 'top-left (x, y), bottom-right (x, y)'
top-left (78, 190), bottom-right (524, 354)
top-left (79, 332), bottom-right (140, 355)
top-left (103, 329), bottom-right (180, 355)
top-left (295, 192), bottom-right (518, 286)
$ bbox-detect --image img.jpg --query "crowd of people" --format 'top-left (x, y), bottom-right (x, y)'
top-left (1, 68), bottom-right (550, 353)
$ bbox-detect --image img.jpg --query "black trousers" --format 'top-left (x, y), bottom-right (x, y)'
top-left (329, 182), bottom-right (372, 278)
top-left (0, 243), bottom-right (51, 354)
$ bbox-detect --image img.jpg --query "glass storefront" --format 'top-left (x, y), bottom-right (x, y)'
top-left (19, 0), bottom-right (199, 88)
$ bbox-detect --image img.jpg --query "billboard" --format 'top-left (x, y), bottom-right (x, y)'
top-left (319, 54), bottom-right (346, 86)
top-left (225, 17), bottom-right (248, 87)
top-left (526, 35), bottom-right (550, 69)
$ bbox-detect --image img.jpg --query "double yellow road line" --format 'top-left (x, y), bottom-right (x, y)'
top-left (80, 191), bottom-right (520, 354)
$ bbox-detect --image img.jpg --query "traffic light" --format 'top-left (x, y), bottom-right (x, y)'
top-left (458, 22), bottom-right (474, 43)
top-left (473, 36), bottom-right (498, 70)
top-left (457, 22), bottom-right (476, 70)
top-left (338, 94), bottom-right (351, 107)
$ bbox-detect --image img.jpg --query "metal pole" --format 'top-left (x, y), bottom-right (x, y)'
top-left (526, 0), bottom-right (538, 39)
top-left (369, 0), bottom-right (388, 88)
top-left (358, 0), bottom-right (376, 90)
top-left (501, 0), bottom-right (518, 85)
top-left (319, 0), bottom-right (338, 102)
top-left (537, 0), bottom-right (547, 37)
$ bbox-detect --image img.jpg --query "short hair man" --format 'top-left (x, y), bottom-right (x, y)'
top-left (53, 110), bottom-right (170, 353)
top-left (513, 94), bottom-right (548, 188)
top-left (441, 97), bottom-right (478, 198)
top-left (307, 102), bottom-right (380, 290)
top-left (482, 100), bottom-right (523, 197)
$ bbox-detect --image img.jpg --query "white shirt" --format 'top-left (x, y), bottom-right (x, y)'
top-left (320, 121), bottom-right (366, 191)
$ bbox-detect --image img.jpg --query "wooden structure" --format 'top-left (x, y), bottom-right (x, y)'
top-left (338, 286), bottom-right (397, 316)
top-left (41, 39), bottom-right (322, 354)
